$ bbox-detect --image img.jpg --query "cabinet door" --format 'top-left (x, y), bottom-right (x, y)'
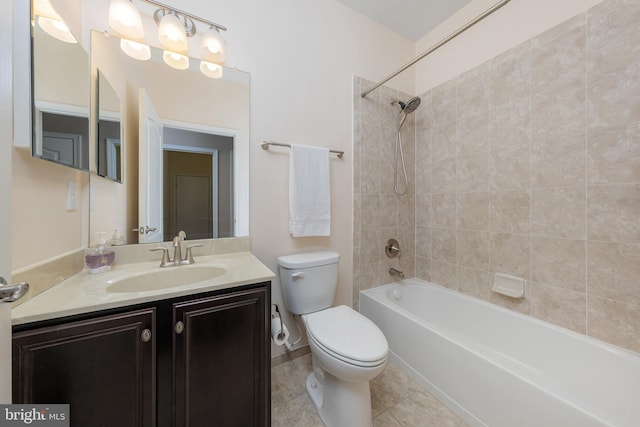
top-left (13, 309), bottom-right (156, 427)
top-left (173, 286), bottom-right (269, 427)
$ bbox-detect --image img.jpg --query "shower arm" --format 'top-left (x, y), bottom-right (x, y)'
top-left (360, 0), bottom-right (511, 98)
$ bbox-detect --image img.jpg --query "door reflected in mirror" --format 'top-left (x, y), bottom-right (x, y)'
top-left (163, 127), bottom-right (235, 241)
top-left (90, 31), bottom-right (250, 245)
top-left (97, 70), bottom-right (122, 182)
top-left (32, 3), bottom-right (89, 171)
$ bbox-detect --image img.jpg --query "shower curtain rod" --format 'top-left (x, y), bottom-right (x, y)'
top-left (360, 0), bottom-right (512, 98)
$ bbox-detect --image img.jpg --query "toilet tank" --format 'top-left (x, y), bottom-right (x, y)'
top-left (278, 251), bottom-right (340, 315)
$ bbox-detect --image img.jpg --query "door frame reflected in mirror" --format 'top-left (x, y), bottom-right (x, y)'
top-left (96, 69), bottom-right (123, 183)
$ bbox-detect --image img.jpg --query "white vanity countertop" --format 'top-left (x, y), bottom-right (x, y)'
top-left (12, 251), bottom-right (275, 326)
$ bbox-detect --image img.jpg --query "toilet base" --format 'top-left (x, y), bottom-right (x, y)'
top-left (306, 371), bottom-right (373, 427)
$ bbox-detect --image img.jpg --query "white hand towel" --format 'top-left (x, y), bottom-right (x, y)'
top-left (289, 144), bottom-right (330, 237)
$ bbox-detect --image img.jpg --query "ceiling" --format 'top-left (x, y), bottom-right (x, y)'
top-left (336, 0), bottom-right (472, 41)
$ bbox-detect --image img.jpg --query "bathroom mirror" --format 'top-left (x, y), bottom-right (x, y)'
top-left (90, 31), bottom-right (250, 245)
top-left (31, 3), bottom-right (90, 171)
top-left (96, 70), bottom-right (122, 183)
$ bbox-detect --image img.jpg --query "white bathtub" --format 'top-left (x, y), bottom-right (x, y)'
top-left (359, 279), bottom-right (640, 427)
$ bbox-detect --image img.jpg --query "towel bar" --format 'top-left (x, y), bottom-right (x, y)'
top-left (261, 141), bottom-right (344, 159)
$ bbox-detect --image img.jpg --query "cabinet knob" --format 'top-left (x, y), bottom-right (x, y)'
top-left (141, 329), bottom-right (152, 342)
top-left (175, 321), bottom-right (184, 334)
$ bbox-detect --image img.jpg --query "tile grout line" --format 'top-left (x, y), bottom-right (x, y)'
top-left (583, 10), bottom-right (590, 337)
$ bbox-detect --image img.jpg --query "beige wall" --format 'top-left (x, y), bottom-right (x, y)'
top-left (11, 150), bottom-right (89, 270)
top-left (355, 0), bottom-right (640, 354)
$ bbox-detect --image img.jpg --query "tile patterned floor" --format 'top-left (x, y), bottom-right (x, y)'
top-left (271, 354), bottom-right (469, 427)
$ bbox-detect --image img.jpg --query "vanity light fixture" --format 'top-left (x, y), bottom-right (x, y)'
top-left (108, 0), bottom-right (150, 60)
top-left (33, 0), bottom-right (77, 44)
top-left (108, 0), bottom-right (144, 39)
top-left (201, 26), bottom-right (225, 64)
top-left (156, 10), bottom-right (189, 52)
top-left (109, 0), bottom-right (228, 77)
top-left (149, 1), bottom-right (227, 76)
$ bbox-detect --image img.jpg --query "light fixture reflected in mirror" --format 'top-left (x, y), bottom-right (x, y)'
top-left (120, 38), bottom-right (151, 60)
top-left (200, 61), bottom-right (222, 79)
top-left (199, 61), bottom-right (223, 79)
top-left (163, 50), bottom-right (190, 70)
top-left (33, 0), bottom-right (77, 44)
top-left (36, 16), bottom-right (77, 44)
top-left (33, 0), bottom-right (57, 17)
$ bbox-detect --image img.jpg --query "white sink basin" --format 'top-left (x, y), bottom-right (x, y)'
top-left (106, 266), bottom-right (227, 293)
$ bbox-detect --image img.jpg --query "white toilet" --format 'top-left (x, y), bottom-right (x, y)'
top-left (278, 251), bottom-right (388, 427)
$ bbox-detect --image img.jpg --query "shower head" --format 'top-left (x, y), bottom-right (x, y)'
top-left (392, 96), bottom-right (421, 130)
top-left (401, 96), bottom-right (421, 114)
top-left (391, 96), bottom-right (421, 115)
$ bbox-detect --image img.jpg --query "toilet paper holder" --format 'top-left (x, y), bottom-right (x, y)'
top-left (272, 303), bottom-right (284, 336)
top-left (271, 303), bottom-right (293, 348)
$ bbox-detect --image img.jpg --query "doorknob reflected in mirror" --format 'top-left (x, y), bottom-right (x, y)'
top-left (133, 226), bottom-right (158, 235)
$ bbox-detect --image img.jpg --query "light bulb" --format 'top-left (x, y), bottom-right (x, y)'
top-left (200, 61), bottom-right (223, 79)
top-left (158, 12), bottom-right (187, 52)
top-left (163, 50), bottom-right (189, 70)
top-left (108, 0), bottom-right (144, 39)
top-left (120, 38), bottom-right (151, 61)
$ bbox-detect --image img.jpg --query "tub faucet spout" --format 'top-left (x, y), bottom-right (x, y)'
top-left (389, 267), bottom-right (405, 280)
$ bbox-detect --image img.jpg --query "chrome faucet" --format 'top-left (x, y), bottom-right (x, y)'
top-left (172, 231), bottom-right (187, 263)
top-left (389, 267), bottom-right (405, 280)
top-left (150, 231), bottom-right (202, 267)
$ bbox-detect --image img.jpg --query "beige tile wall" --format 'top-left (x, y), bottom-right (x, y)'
top-left (353, 77), bottom-right (417, 310)
top-left (354, 0), bottom-right (640, 353)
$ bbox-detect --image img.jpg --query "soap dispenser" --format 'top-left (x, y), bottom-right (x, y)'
top-left (108, 228), bottom-right (126, 246)
top-left (85, 232), bottom-right (116, 274)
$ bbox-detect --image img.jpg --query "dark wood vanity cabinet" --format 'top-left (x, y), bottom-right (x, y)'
top-left (13, 282), bottom-right (270, 427)
top-left (172, 287), bottom-right (268, 426)
top-left (12, 309), bottom-right (156, 427)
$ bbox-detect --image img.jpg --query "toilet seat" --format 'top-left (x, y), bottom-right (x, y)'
top-left (304, 305), bottom-right (388, 368)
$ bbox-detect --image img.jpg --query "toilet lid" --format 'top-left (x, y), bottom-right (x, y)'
top-left (305, 305), bottom-right (388, 364)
